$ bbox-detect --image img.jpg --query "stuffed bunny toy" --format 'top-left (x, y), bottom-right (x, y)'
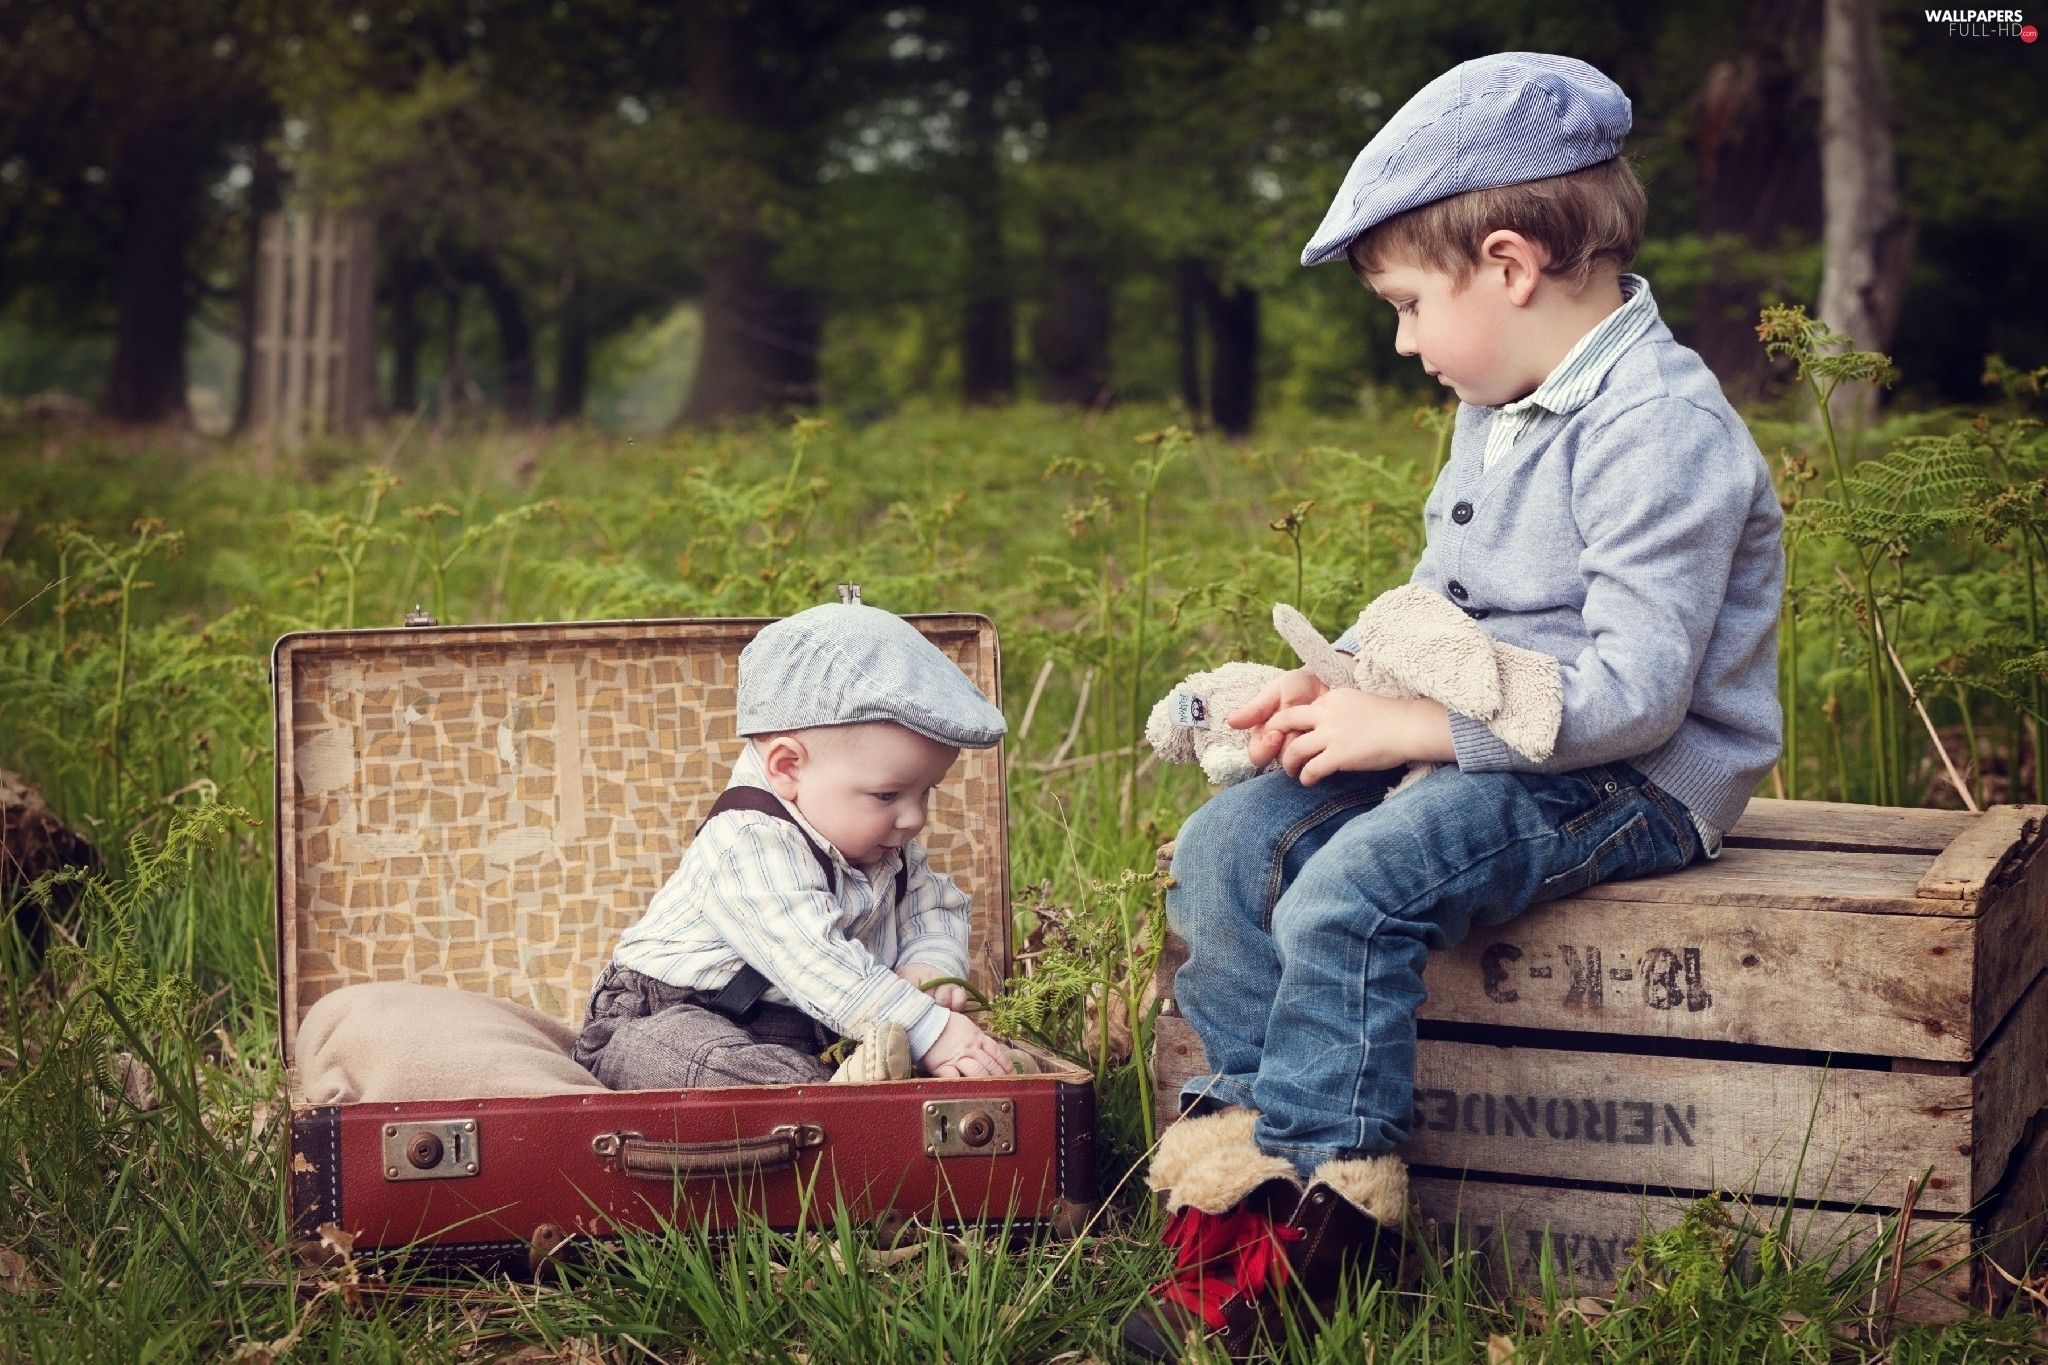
top-left (1147, 586), bottom-right (1563, 789)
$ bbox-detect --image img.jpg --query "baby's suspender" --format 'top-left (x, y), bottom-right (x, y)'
top-left (698, 785), bottom-right (911, 1022)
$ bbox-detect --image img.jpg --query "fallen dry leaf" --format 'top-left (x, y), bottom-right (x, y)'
top-left (228, 1302), bottom-right (313, 1362)
top-left (1081, 977), bottom-right (1158, 1069)
top-left (826, 1240), bottom-right (923, 1272)
top-left (116, 1051), bottom-right (159, 1112)
top-left (498, 1339), bottom-right (607, 1364)
top-left (1487, 1334), bottom-right (1520, 1364)
top-left (0, 1248), bottom-right (40, 1296)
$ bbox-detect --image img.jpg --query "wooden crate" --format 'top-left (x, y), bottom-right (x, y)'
top-left (1149, 798), bottom-right (2048, 1318)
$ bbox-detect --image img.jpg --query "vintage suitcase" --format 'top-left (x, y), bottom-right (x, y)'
top-left (1152, 798), bottom-right (2048, 1320)
top-left (277, 612), bottom-right (1096, 1270)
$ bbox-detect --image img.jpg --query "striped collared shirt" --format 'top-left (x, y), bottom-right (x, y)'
top-left (1475, 272), bottom-right (1724, 858)
top-left (1482, 273), bottom-right (1660, 472)
top-left (609, 744), bottom-right (971, 1056)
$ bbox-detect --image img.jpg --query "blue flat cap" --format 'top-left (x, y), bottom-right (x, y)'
top-left (736, 603), bottom-right (1007, 748)
top-left (1301, 52), bottom-right (1631, 268)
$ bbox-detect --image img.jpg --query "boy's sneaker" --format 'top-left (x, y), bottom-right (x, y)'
top-left (828, 1020), bottom-right (913, 1083)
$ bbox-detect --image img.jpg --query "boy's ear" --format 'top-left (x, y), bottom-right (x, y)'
top-left (759, 735), bottom-right (806, 800)
top-left (1478, 229), bottom-right (1545, 306)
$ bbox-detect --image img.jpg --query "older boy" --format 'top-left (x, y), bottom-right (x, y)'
top-left (575, 602), bottom-right (1016, 1089)
top-left (1125, 52), bottom-right (1783, 1357)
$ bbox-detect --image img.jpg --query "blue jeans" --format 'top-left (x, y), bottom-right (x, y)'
top-left (1168, 760), bottom-right (1702, 1178)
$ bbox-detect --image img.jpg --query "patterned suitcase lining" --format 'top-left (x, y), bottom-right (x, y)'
top-left (277, 620), bottom-right (1007, 1054)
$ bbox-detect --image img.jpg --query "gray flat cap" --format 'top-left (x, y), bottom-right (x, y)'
top-left (736, 603), bottom-right (1007, 748)
top-left (1301, 52), bottom-right (1632, 268)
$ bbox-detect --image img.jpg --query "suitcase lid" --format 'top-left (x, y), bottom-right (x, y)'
top-left (271, 613), bottom-right (1009, 1064)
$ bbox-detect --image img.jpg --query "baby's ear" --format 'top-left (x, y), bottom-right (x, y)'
top-left (758, 735), bottom-right (807, 798)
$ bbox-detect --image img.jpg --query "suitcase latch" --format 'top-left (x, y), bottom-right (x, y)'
top-left (923, 1100), bottom-right (1014, 1158)
top-left (382, 1119), bottom-right (480, 1181)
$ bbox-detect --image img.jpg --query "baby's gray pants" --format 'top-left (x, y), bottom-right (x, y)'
top-left (573, 962), bottom-right (834, 1089)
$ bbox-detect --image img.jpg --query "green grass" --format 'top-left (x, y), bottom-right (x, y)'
top-left (3, 384), bottom-right (2047, 1359)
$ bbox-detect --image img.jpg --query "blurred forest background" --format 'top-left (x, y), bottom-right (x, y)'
top-left (1, 0), bottom-right (2043, 438)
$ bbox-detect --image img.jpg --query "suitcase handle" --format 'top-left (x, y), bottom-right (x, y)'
top-left (590, 1124), bottom-right (826, 1181)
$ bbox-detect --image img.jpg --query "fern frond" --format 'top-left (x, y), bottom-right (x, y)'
top-left (1843, 434), bottom-right (1998, 511)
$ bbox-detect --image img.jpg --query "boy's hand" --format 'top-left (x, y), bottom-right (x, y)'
top-left (1228, 666), bottom-right (1333, 769)
top-left (1264, 691), bottom-right (1457, 785)
top-left (896, 962), bottom-right (970, 1011)
top-left (920, 1011), bottom-right (1012, 1078)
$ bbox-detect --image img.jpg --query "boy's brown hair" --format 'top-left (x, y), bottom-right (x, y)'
top-left (1344, 156), bottom-right (1645, 290)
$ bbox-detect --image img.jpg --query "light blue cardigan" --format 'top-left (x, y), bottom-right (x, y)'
top-left (1343, 286), bottom-right (1784, 833)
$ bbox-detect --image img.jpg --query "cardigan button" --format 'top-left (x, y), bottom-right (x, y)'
top-left (1447, 580), bottom-right (1469, 601)
top-left (1451, 500), bottom-right (1474, 525)
top-left (1463, 606), bottom-right (1490, 620)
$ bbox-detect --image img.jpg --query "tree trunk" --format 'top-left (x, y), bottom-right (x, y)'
top-left (1180, 259), bottom-right (1259, 435)
top-left (1686, 2), bottom-right (1822, 397)
top-left (1175, 259), bottom-right (1207, 416)
top-left (387, 252), bottom-right (424, 414)
top-left (1817, 0), bottom-right (1914, 427)
top-left (961, 285), bottom-right (1015, 406)
top-left (551, 276), bottom-right (590, 423)
top-left (683, 233), bottom-right (821, 422)
top-left (677, 1), bottom-right (824, 425)
top-left (955, 10), bottom-right (1015, 405)
top-left (439, 284), bottom-right (477, 414)
top-left (473, 258), bottom-right (537, 422)
top-left (104, 129), bottom-right (197, 424)
top-left (1032, 214), bottom-right (1112, 407)
top-left (1201, 273), bottom-right (1259, 438)
top-left (232, 150), bottom-right (283, 435)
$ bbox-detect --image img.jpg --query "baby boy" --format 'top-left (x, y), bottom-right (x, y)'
top-left (575, 602), bottom-right (1016, 1086)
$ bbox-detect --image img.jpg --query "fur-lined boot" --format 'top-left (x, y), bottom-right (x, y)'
top-left (1124, 1118), bottom-right (1409, 1361)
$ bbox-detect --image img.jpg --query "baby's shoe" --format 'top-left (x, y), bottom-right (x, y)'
top-left (829, 1020), bottom-right (913, 1083)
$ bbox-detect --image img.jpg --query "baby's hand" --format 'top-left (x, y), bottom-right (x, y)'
top-left (1229, 666), bottom-right (1334, 769)
top-left (920, 1011), bottom-right (1013, 1078)
top-left (897, 962), bottom-right (971, 1011)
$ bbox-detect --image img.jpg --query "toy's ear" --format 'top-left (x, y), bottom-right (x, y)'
top-left (1489, 643), bottom-right (1564, 761)
top-left (1273, 604), bottom-right (1354, 688)
top-left (1353, 585), bottom-right (1503, 719)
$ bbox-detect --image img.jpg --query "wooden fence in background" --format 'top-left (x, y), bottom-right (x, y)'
top-left (249, 213), bottom-right (376, 445)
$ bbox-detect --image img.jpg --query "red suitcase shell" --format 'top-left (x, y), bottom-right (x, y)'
top-left (275, 614), bottom-right (1097, 1267)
